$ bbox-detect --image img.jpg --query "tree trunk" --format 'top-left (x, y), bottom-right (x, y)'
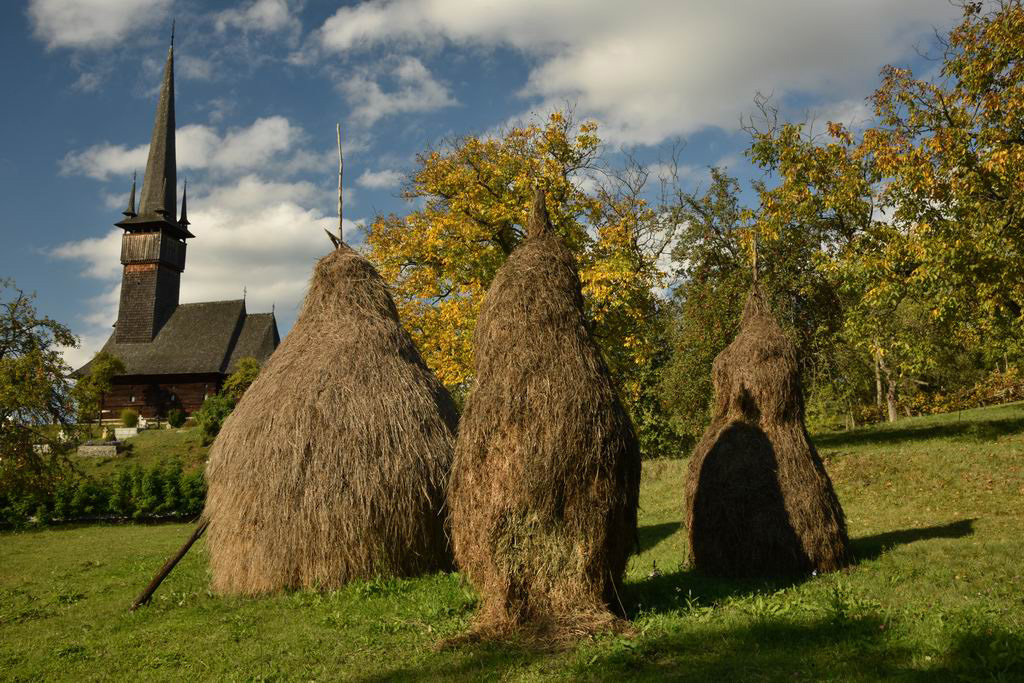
top-left (874, 355), bottom-right (884, 408)
top-left (877, 353), bottom-right (899, 423)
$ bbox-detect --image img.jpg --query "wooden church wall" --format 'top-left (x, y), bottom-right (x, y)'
top-left (101, 373), bottom-right (223, 419)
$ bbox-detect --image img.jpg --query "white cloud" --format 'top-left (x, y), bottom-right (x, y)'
top-left (60, 116), bottom-right (307, 180)
top-left (72, 70), bottom-right (104, 92)
top-left (51, 174), bottom-right (366, 363)
top-left (340, 57), bottom-right (457, 126)
top-left (178, 55), bottom-right (215, 81)
top-left (28, 0), bottom-right (172, 50)
top-left (60, 326), bottom-right (117, 370)
top-left (51, 230), bottom-right (122, 280)
top-left (215, 0), bottom-right (299, 35)
top-left (357, 168), bottom-right (404, 189)
top-left (211, 116), bottom-right (301, 169)
top-left (317, 0), bottom-right (960, 144)
top-left (807, 98), bottom-right (875, 131)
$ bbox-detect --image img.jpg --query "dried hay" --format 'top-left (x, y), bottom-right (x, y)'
top-left (684, 287), bottom-right (850, 577)
top-left (203, 243), bottom-right (458, 595)
top-left (448, 188), bottom-right (641, 639)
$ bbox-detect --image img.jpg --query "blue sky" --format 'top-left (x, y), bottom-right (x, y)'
top-left (0, 0), bottom-right (963, 368)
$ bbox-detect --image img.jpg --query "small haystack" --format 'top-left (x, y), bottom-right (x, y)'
top-left (203, 242), bottom-right (459, 595)
top-left (448, 188), bottom-right (641, 637)
top-left (684, 288), bottom-right (850, 577)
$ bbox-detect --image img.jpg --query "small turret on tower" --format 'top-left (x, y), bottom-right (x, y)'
top-left (178, 178), bottom-right (190, 227)
top-left (122, 172), bottom-right (137, 218)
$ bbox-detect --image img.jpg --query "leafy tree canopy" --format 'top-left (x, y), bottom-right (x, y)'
top-left (0, 279), bottom-right (80, 499)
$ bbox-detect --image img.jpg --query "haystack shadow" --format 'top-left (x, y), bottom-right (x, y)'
top-left (637, 521), bottom-right (681, 553)
top-left (689, 421), bottom-right (809, 577)
top-left (815, 416), bottom-right (1024, 449)
top-left (626, 518), bottom-right (977, 617)
top-left (851, 518), bottom-right (975, 563)
top-left (353, 611), bottom-right (1024, 681)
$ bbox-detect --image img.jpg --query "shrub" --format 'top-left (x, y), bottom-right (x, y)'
top-left (167, 408), bottom-right (186, 428)
top-left (159, 461), bottom-right (184, 515)
top-left (121, 409), bottom-right (139, 428)
top-left (181, 469), bottom-right (206, 517)
top-left (0, 460), bottom-right (209, 528)
top-left (135, 466), bottom-right (164, 518)
top-left (221, 357), bottom-right (263, 403)
top-left (51, 479), bottom-right (76, 521)
top-left (108, 468), bottom-right (135, 518)
top-left (193, 394), bottom-right (235, 446)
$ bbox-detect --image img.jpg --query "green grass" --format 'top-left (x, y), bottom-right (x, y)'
top-left (3, 404), bottom-right (1023, 681)
top-left (71, 427), bottom-right (209, 480)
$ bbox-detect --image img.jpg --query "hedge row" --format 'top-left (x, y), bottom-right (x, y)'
top-left (0, 461), bottom-right (205, 529)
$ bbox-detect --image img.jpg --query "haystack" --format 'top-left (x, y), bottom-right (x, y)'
top-left (684, 287), bottom-right (850, 577)
top-left (203, 242), bottom-right (459, 595)
top-left (448, 188), bottom-right (641, 637)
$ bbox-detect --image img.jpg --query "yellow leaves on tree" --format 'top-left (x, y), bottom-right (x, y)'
top-left (366, 112), bottom-right (663, 404)
top-left (862, 0), bottom-right (1024, 338)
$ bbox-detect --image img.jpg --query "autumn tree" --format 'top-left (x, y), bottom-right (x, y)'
top-left (367, 112), bottom-right (681, 455)
top-left (665, 2), bottom-right (1024, 430)
top-left (0, 280), bottom-right (80, 506)
top-left (864, 0), bottom-right (1024, 350)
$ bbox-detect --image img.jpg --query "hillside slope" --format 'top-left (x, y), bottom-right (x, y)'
top-left (2, 403), bottom-right (1022, 680)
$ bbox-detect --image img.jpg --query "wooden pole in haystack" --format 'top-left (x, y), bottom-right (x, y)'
top-left (130, 519), bottom-right (208, 610)
top-left (325, 123), bottom-right (344, 249)
top-left (342, 124), bottom-right (350, 236)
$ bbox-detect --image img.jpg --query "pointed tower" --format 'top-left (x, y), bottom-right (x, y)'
top-left (113, 40), bottom-right (194, 344)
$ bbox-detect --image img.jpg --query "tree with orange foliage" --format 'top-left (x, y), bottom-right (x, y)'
top-left (367, 112), bottom-right (681, 455)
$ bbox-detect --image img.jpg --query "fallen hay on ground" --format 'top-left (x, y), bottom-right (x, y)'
top-left (448, 188), bottom-right (641, 640)
top-left (203, 243), bottom-right (458, 595)
top-left (685, 287), bottom-right (850, 577)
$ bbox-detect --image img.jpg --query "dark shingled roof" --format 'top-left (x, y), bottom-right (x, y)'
top-left (227, 312), bottom-right (280, 373)
top-left (75, 300), bottom-right (279, 378)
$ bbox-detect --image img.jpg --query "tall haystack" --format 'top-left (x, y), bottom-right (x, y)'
top-left (448, 188), bottom-right (641, 637)
top-left (684, 287), bottom-right (850, 577)
top-left (203, 242), bottom-right (459, 595)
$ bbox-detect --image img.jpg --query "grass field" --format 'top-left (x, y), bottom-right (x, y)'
top-left (2, 403), bottom-right (1023, 681)
top-left (71, 427), bottom-right (209, 480)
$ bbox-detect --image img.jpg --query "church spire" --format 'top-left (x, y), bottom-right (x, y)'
top-left (137, 39), bottom-right (177, 223)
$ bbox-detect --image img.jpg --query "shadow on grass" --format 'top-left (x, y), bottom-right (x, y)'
top-left (627, 519), bottom-right (976, 618)
top-left (625, 567), bottom-right (799, 619)
top-left (815, 416), bottom-right (1024, 449)
top-left (637, 521), bottom-right (681, 554)
top-left (358, 615), bottom-right (1024, 681)
top-left (852, 518), bottom-right (975, 563)
top-left (354, 518), bottom-right (999, 681)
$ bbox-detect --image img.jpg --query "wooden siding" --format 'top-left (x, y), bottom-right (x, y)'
top-left (100, 373), bottom-right (223, 419)
top-left (120, 232), bottom-right (186, 271)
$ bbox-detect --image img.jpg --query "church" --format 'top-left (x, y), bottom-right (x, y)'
top-left (74, 38), bottom-right (279, 419)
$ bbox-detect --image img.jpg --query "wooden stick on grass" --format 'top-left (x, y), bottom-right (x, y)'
top-left (130, 519), bottom-right (209, 611)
